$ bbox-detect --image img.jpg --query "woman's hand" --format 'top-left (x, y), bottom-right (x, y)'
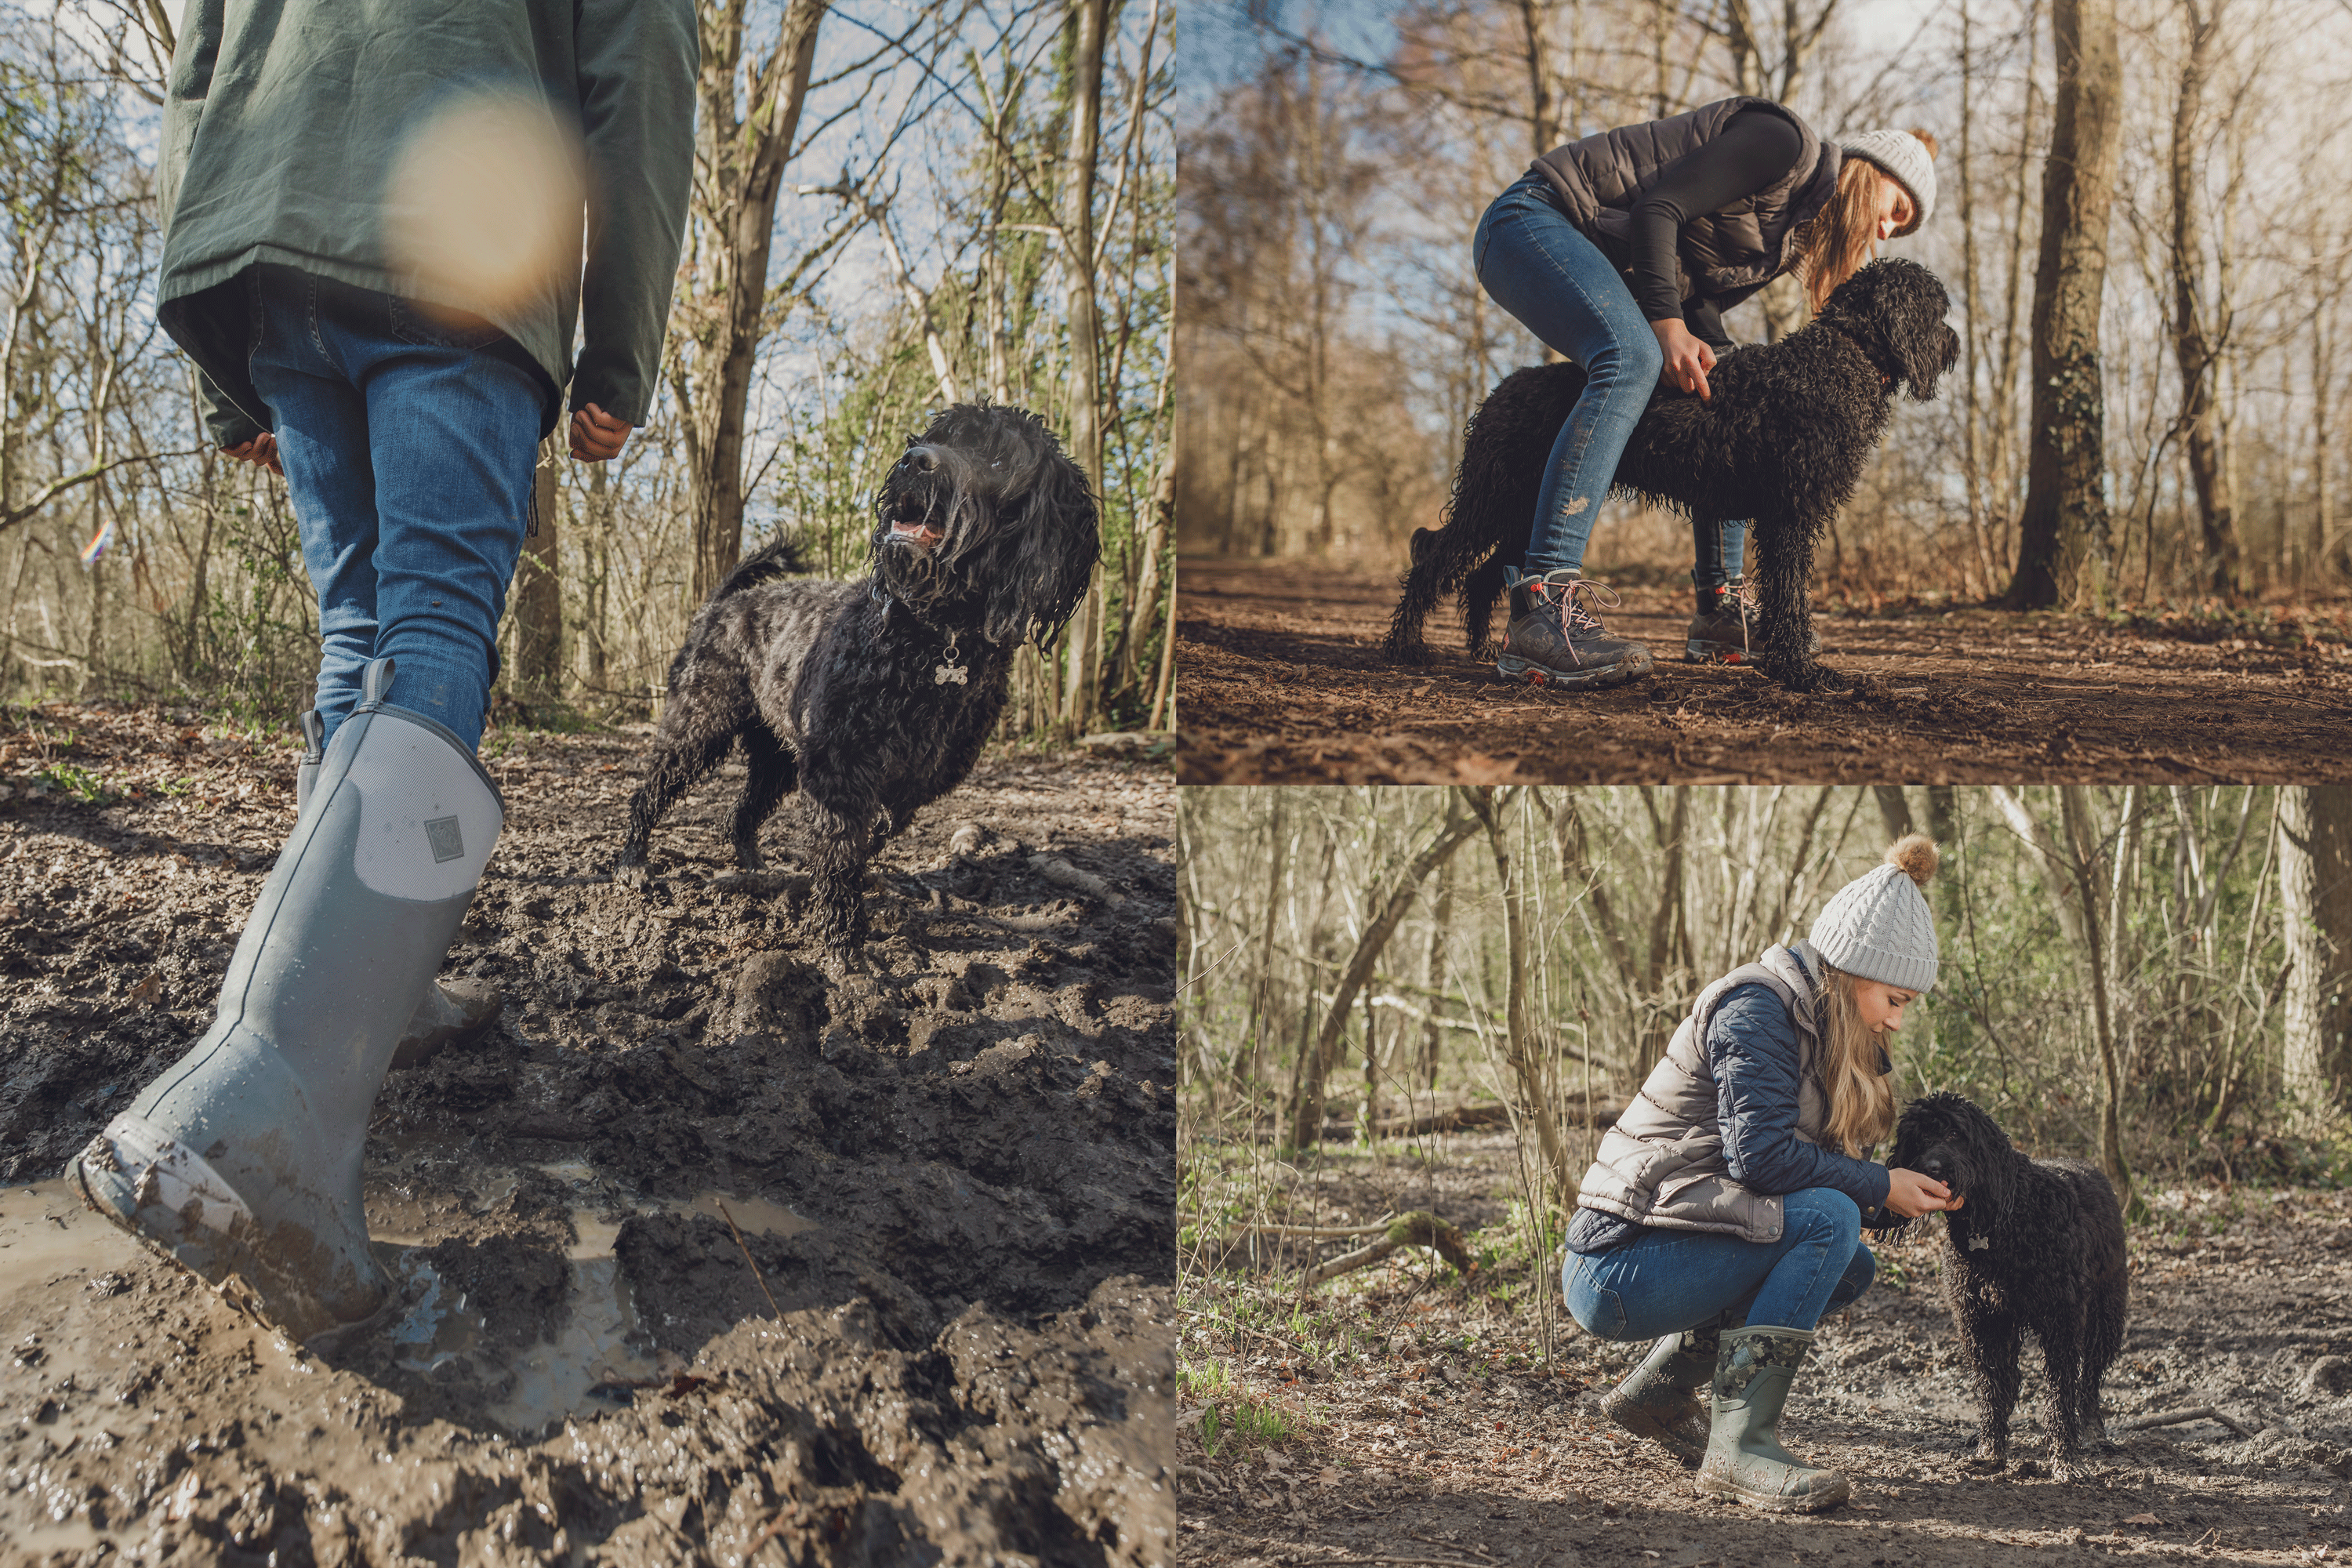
top-left (1882, 1167), bottom-right (1955, 1219)
top-left (222, 433), bottom-right (282, 476)
top-left (569, 402), bottom-right (632, 462)
top-left (1652, 318), bottom-right (1716, 400)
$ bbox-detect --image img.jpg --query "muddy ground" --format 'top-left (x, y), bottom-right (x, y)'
top-left (1178, 1131), bottom-right (2352, 1567)
top-left (0, 700), bottom-right (1177, 1565)
top-left (1174, 557), bottom-right (2352, 785)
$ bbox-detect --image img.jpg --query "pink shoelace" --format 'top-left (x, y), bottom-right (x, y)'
top-left (1524, 575), bottom-right (1624, 666)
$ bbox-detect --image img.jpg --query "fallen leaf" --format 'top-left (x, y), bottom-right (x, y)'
top-left (127, 974), bottom-right (163, 1007)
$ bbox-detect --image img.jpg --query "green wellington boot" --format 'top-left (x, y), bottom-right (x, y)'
top-left (1597, 1316), bottom-right (1729, 1465)
top-left (1693, 1326), bottom-right (1851, 1512)
top-left (70, 659), bottom-right (503, 1340)
top-left (297, 708), bottom-right (503, 1072)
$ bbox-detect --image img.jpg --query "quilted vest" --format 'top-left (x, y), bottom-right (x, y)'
top-left (1529, 97), bottom-right (1841, 307)
top-left (1575, 943), bottom-right (1830, 1244)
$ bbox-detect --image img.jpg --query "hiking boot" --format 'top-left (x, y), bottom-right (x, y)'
top-left (1683, 579), bottom-right (1821, 665)
top-left (1693, 1326), bottom-right (1850, 1512)
top-left (1598, 1315), bottom-right (1729, 1465)
top-left (1495, 570), bottom-right (1652, 690)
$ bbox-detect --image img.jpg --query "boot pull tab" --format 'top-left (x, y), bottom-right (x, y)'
top-left (359, 658), bottom-right (397, 709)
top-left (299, 709), bottom-right (325, 764)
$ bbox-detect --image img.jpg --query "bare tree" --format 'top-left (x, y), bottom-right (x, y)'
top-left (2006, 0), bottom-right (2124, 609)
top-left (2165, 0), bottom-right (2245, 597)
top-left (2281, 786), bottom-right (2352, 1114)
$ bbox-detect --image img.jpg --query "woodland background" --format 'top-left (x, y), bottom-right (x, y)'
top-left (1178, 0), bottom-right (2352, 610)
top-left (1178, 785), bottom-right (2352, 1278)
top-left (0, 0), bottom-right (1172, 738)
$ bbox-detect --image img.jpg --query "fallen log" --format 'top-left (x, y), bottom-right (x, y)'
top-left (1300, 1210), bottom-right (1476, 1288)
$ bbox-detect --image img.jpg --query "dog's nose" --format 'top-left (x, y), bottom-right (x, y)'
top-left (1921, 1156), bottom-right (1945, 1179)
top-left (906, 446), bottom-right (942, 474)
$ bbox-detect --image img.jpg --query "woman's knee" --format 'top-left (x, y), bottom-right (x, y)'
top-left (1560, 1254), bottom-right (1632, 1341)
top-left (1588, 324), bottom-right (1663, 387)
top-left (1784, 1188), bottom-right (1863, 1250)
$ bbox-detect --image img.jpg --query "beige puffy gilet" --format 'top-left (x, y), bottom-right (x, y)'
top-left (1576, 943), bottom-right (1831, 1245)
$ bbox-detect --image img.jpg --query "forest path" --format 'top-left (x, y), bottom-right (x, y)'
top-left (1175, 557), bottom-right (2352, 785)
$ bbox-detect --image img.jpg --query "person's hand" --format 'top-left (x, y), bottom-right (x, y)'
top-left (222, 433), bottom-right (282, 476)
top-left (569, 402), bottom-right (631, 462)
top-left (1653, 318), bottom-right (1717, 401)
top-left (1882, 1167), bottom-right (1955, 1219)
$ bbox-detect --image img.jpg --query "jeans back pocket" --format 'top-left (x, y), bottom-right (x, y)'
top-left (388, 295), bottom-right (506, 350)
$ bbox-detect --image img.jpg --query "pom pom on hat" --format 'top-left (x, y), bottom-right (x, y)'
top-left (1839, 127), bottom-right (1937, 236)
top-left (1809, 837), bottom-right (1941, 993)
top-left (1886, 833), bottom-right (1939, 887)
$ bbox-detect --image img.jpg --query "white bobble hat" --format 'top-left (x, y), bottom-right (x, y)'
top-left (1838, 129), bottom-right (1936, 237)
top-left (1809, 834), bottom-right (1940, 993)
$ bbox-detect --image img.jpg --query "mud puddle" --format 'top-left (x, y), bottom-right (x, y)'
top-left (0, 708), bottom-right (1177, 1564)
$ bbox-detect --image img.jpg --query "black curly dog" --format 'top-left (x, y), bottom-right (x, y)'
top-left (1384, 257), bottom-right (1958, 691)
top-left (615, 404), bottom-right (1099, 964)
top-left (1880, 1091), bottom-right (2129, 1480)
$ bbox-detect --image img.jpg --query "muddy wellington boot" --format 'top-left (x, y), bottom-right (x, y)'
top-left (1494, 569), bottom-right (1653, 691)
top-left (1597, 1313), bottom-right (1730, 1465)
top-left (1693, 1326), bottom-right (1850, 1512)
top-left (297, 709), bottom-right (503, 1072)
top-left (70, 659), bottom-right (503, 1340)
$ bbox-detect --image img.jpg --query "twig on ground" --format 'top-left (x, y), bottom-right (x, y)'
top-left (2113, 1404), bottom-right (2258, 1438)
top-left (1224, 1215), bottom-right (1396, 1242)
top-left (717, 1200), bottom-right (785, 1321)
top-left (1302, 1211), bottom-right (1476, 1288)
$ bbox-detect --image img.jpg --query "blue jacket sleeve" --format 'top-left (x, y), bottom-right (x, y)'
top-left (1709, 984), bottom-right (1892, 1216)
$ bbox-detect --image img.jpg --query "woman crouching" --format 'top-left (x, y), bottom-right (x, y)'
top-left (1562, 835), bottom-right (1955, 1512)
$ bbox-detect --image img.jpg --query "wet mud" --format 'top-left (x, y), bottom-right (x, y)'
top-left (1178, 1135), bottom-right (2352, 1566)
top-left (1174, 556), bottom-right (2352, 784)
top-left (0, 702), bottom-right (1176, 1564)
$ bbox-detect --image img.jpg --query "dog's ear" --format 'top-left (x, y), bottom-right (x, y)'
top-left (983, 437), bottom-right (1102, 648)
top-left (1887, 263), bottom-right (1956, 401)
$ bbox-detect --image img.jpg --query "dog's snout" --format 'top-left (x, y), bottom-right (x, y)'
top-left (906, 446), bottom-right (942, 474)
top-left (1920, 1155), bottom-right (1946, 1180)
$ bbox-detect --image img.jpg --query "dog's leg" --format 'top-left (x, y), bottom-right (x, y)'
top-left (1955, 1292), bottom-right (2022, 1471)
top-left (800, 795), bottom-right (877, 972)
top-left (617, 728), bottom-right (738, 884)
top-left (1461, 551), bottom-right (1509, 660)
top-left (2039, 1311), bottom-right (2090, 1482)
top-left (2078, 1276), bottom-right (2127, 1451)
top-left (1382, 528), bottom-right (1447, 666)
top-left (729, 724), bottom-right (798, 872)
top-left (1754, 509), bottom-right (1839, 693)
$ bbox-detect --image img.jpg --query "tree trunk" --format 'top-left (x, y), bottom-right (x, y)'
top-left (512, 434), bottom-right (562, 700)
top-left (2281, 787), bottom-right (2352, 1113)
top-left (1462, 786), bottom-right (1577, 1202)
top-left (2166, 0), bottom-right (2243, 599)
top-left (1421, 856), bottom-right (1454, 1091)
top-left (1058, 0), bottom-right (1109, 735)
top-left (2005, 0), bottom-right (2122, 610)
top-left (1286, 800), bottom-right (1481, 1150)
top-left (679, 0), bottom-right (827, 612)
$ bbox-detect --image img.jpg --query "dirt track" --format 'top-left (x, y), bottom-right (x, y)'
top-left (0, 701), bottom-right (1176, 1565)
top-left (1178, 1134), bottom-right (2352, 1567)
top-left (1174, 557), bottom-right (2352, 785)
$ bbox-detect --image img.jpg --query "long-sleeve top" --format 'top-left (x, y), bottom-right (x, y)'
top-left (154, 0), bottom-right (698, 447)
top-left (1616, 108), bottom-right (1804, 350)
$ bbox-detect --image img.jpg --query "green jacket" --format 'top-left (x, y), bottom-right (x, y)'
top-left (157, 0), bottom-right (698, 447)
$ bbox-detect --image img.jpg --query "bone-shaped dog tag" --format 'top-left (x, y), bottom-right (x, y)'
top-left (935, 662), bottom-right (968, 686)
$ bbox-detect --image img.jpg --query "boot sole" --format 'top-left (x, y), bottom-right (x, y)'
top-left (1692, 1470), bottom-right (1851, 1512)
top-left (68, 1113), bottom-right (387, 1341)
top-left (1496, 652), bottom-right (1652, 691)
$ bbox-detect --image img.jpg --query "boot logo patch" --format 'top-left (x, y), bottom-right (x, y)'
top-left (424, 816), bottom-right (466, 863)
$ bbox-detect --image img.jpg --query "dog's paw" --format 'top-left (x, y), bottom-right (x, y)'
top-left (614, 859), bottom-right (650, 888)
top-left (819, 946), bottom-right (872, 983)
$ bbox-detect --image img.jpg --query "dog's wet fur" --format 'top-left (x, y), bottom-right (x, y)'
top-left (1385, 257), bottom-right (1960, 691)
top-left (1880, 1091), bottom-right (2129, 1480)
top-left (615, 404), bottom-right (1098, 964)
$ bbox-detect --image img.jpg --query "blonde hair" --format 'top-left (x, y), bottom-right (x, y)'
top-left (1816, 964), bottom-right (1897, 1157)
top-left (1791, 129), bottom-right (1939, 313)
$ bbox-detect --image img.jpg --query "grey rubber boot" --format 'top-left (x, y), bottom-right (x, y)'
top-left (69, 660), bottom-right (503, 1341)
top-left (299, 706), bottom-right (504, 1073)
top-left (1693, 1326), bottom-right (1850, 1512)
top-left (1598, 1315), bottom-right (1730, 1465)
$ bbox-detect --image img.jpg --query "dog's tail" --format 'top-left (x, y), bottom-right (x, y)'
top-left (709, 535), bottom-right (813, 603)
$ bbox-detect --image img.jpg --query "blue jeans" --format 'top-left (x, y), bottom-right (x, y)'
top-left (245, 264), bottom-right (540, 752)
top-left (1561, 1188), bottom-right (1874, 1339)
top-left (1474, 176), bottom-right (1755, 587)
